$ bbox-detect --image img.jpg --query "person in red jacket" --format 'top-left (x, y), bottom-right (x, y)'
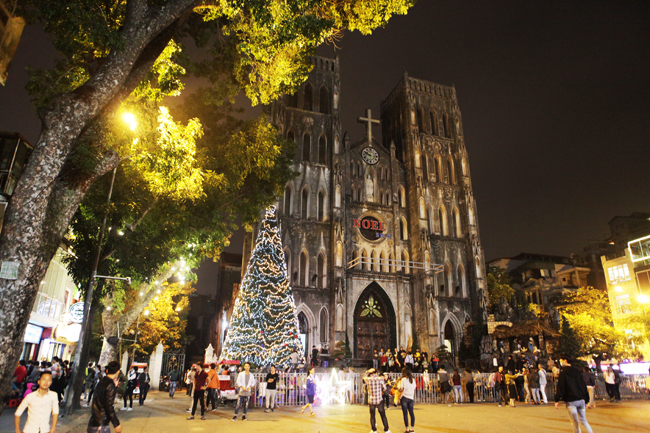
top-left (12, 360), bottom-right (27, 391)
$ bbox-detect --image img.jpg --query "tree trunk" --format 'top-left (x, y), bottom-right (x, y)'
top-left (0, 1), bottom-right (194, 410)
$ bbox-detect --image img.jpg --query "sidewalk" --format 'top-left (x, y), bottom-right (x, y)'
top-left (3, 391), bottom-right (649, 433)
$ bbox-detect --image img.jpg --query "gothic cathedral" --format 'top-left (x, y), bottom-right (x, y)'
top-left (247, 56), bottom-right (487, 361)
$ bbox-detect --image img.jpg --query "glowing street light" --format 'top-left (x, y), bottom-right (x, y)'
top-left (144, 309), bottom-right (150, 316)
top-left (638, 294), bottom-right (649, 304)
top-left (615, 286), bottom-right (623, 292)
top-left (123, 112), bottom-right (138, 131)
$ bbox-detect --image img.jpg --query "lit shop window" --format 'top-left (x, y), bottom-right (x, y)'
top-left (608, 265), bottom-right (630, 284)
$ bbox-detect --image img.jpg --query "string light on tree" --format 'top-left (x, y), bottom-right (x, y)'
top-left (220, 206), bottom-right (304, 366)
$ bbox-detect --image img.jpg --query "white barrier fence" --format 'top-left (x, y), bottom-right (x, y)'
top-left (224, 372), bottom-right (649, 407)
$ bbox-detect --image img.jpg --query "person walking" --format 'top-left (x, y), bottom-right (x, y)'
top-left (604, 366), bottom-right (616, 402)
top-left (523, 368), bottom-right (532, 404)
top-left (83, 363), bottom-right (95, 400)
top-left (185, 367), bottom-right (195, 396)
top-left (462, 368), bottom-right (474, 403)
top-left (14, 371), bottom-right (59, 433)
top-left (582, 367), bottom-right (596, 409)
top-left (505, 371), bottom-right (520, 407)
top-left (452, 369), bottom-right (463, 404)
top-left (205, 364), bottom-right (218, 411)
top-left (363, 368), bottom-right (391, 433)
top-left (530, 367), bottom-right (541, 405)
top-left (138, 367), bottom-right (150, 405)
top-left (554, 354), bottom-right (593, 433)
top-left (84, 365), bottom-right (102, 407)
top-left (187, 364), bottom-right (208, 420)
top-left (232, 363), bottom-right (256, 421)
top-left (538, 363), bottom-right (549, 404)
top-left (87, 361), bottom-right (122, 433)
top-left (121, 367), bottom-right (137, 411)
top-left (168, 365), bottom-right (181, 398)
top-left (398, 368), bottom-right (416, 433)
top-left (301, 367), bottom-right (317, 416)
top-left (612, 366), bottom-right (622, 402)
top-left (264, 365), bottom-right (279, 412)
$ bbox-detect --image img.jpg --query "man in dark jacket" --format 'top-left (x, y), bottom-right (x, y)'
top-left (554, 355), bottom-right (593, 433)
top-left (88, 360), bottom-right (122, 433)
top-left (138, 367), bottom-right (150, 405)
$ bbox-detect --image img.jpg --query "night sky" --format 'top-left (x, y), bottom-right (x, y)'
top-left (2, 1), bottom-right (650, 294)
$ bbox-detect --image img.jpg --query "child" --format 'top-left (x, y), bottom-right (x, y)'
top-left (15, 371), bottom-right (59, 433)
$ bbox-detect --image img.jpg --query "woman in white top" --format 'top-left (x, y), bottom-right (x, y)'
top-left (399, 367), bottom-right (417, 433)
top-left (604, 366), bottom-right (616, 401)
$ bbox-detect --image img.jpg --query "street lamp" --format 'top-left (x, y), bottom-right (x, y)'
top-left (123, 112), bottom-right (138, 131)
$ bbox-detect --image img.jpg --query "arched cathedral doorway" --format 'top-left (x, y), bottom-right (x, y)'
top-left (298, 312), bottom-right (309, 359)
top-left (443, 320), bottom-right (456, 359)
top-left (353, 282), bottom-right (396, 359)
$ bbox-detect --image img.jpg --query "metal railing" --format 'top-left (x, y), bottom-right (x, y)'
top-left (234, 372), bottom-right (649, 407)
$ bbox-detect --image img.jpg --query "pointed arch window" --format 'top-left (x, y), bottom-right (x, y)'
top-left (430, 111), bottom-right (438, 135)
top-left (385, 189), bottom-right (391, 206)
top-left (318, 135), bottom-right (327, 164)
top-left (380, 251), bottom-right (388, 273)
top-left (422, 154), bottom-right (428, 180)
top-left (417, 107), bottom-right (424, 132)
top-left (457, 264), bottom-right (466, 297)
top-left (301, 188), bottom-right (309, 219)
top-left (300, 251), bottom-right (309, 286)
top-left (284, 186), bottom-right (292, 216)
top-left (287, 130), bottom-right (295, 143)
top-left (304, 83), bottom-right (313, 111)
top-left (319, 86), bottom-right (329, 114)
top-left (371, 250), bottom-right (379, 272)
top-left (400, 217), bottom-right (408, 241)
top-left (448, 156), bottom-right (456, 184)
top-left (435, 155), bottom-right (442, 183)
top-left (453, 207), bottom-right (462, 237)
top-left (320, 308), bottom-right (328, 342)
top-left (402, 250), bottom-right (410, 274)
top-left (419, 197), bottom-right (426, 219)
top-left (399, 186), bottom-right (406, 208)
top-left (445, 263), bottom-right (453, 296)
top-left (443, 112), bottom-right (450, 138)
top-left (427, 208), bottom-right (433, 234)
top-left (317, 253), bottom-right (326, 288)
top-left (439, 205), bottom-right (448, 236)
top-left (389, 252), bottom-right (396, 273)
top-left (303, 133), bottom-right (311, 162)
top-left (317, 190), bottom-right (326, 221)
top-left (350, 161), bottom-right (355, 176)
top-left (361, 249), bottom-right (369, 270)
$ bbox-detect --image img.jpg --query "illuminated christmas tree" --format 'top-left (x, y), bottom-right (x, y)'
top-left (220, 206), bottom-right (304, 366)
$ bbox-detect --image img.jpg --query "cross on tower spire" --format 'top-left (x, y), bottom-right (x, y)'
top-left (358, 108), bottom-right (380, 146)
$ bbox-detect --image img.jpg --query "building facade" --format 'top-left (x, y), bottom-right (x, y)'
top-left (245, 57), bottom-right (487, 361)
top-left (601, 234), bottom-right (650, 359)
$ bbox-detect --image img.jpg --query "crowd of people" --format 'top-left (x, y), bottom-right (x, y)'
top-left (9, 350), bottom-right (635, 433)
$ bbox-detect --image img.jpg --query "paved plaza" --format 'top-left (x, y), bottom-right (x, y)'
top-left (3, 392), bottom-right (649, 433)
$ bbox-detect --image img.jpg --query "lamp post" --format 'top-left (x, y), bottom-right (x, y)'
top-left (64, 113), bottom-right (137, 414)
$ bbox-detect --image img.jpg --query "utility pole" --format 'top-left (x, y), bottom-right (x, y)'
top-left (64, 167), bottom-right (117, 414)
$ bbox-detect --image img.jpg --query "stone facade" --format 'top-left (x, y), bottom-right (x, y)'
top-left (244, 56), bottom-right (487, 361)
